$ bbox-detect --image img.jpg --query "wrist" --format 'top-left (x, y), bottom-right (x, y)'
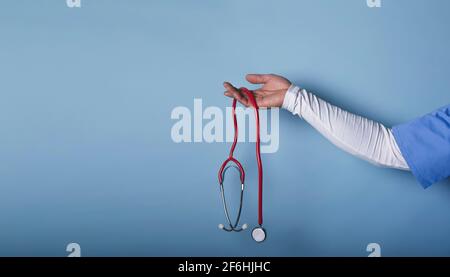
top-left (281, 84), bottom-right (301, 112)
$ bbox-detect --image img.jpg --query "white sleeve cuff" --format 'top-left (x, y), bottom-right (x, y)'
top-left (282, 84), bottom-right (301, 114)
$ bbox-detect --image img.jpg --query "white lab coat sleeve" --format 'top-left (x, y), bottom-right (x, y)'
top-left (282, 85), bottom-right (409, 170)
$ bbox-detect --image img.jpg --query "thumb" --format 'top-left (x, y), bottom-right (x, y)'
top-left (245, 74), bottom-right (272, 84)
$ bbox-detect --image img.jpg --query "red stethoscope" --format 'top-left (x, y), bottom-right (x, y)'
top-left (217, 87), bottom-right (266, 243)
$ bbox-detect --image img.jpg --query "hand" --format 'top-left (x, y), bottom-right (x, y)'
top-left (223, 74), bottom-right (292, 108)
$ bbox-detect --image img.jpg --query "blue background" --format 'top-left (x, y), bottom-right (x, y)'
top-left (0, 0), bottom-right (450, 256)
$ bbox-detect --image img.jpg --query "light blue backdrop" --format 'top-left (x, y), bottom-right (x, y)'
top-left (0, 0), bottom-right (449, 256)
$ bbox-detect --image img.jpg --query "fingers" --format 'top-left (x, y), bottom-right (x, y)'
top-left (223, 82), bottom-right (273, 108)
top-left (223, 82), bottom-right (249, 106)
top-left (245, 74), bottom-right (273, 84)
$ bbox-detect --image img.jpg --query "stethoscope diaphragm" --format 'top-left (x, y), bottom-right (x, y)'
top-left (251, 227), bottom-right (266, 243)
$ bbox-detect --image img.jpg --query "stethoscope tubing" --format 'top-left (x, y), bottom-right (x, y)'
top-left (217, 87), bottom-right (264, 227)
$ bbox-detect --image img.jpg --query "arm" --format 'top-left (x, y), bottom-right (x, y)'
top-left (224, 74), bottom-right (409, 170)
top-left (283, 85), bottom-right (409, 170)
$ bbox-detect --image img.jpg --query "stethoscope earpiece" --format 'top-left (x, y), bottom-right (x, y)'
top-left (218, 222), bottom-right (248, 232)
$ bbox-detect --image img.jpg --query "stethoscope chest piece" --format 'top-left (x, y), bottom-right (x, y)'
top-left (251, 226), bottom-right (266, 243)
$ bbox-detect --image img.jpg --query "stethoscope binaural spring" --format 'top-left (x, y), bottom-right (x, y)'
top-left (217, 87), bottom-right (266, 243)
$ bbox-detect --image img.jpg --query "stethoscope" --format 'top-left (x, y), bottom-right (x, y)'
top-left (217, 87), bottom-right (266, 243)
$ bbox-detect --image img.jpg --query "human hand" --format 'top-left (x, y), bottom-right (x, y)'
top-left (223, 74), bottom-right (292, 108)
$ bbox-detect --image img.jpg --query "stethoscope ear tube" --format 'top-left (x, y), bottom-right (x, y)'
top-left (218, 165), bottom-right (246, 232)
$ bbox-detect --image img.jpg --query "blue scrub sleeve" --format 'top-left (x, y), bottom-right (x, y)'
top-left (392, 104), bottom-right (450, 188)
